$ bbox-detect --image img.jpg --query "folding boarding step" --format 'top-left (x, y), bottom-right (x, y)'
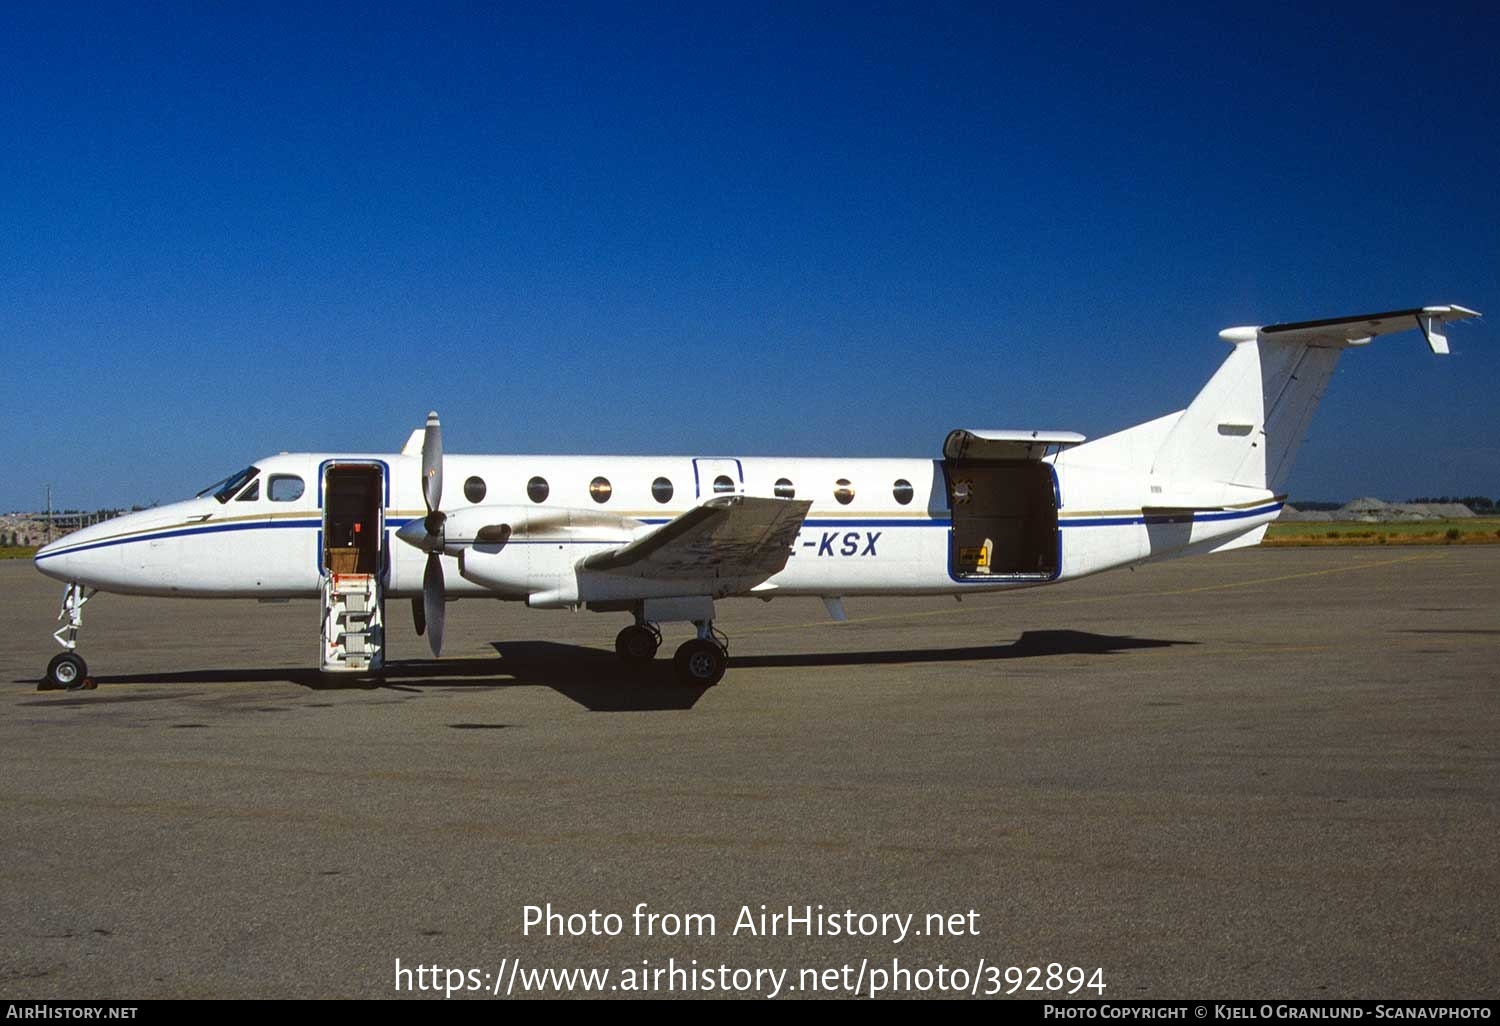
top-left (320, 572), bottom-right (385, 673)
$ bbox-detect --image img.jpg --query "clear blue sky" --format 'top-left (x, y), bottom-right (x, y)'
top-left (3, 2), bottom-right (1495, 511)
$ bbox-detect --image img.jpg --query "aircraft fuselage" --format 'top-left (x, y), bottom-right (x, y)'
top-left (34, 451), bottom-right (1281, 602)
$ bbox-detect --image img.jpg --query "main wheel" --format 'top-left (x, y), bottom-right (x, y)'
top-left (615, 625), bottom-right (660, 665)
top-left (673, 639), bottom-right (727, 687)
top-left (44, 652), bottom-right (88, 691)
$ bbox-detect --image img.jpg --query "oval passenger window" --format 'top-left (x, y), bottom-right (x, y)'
top-left (589, 477), bottom-right (612, 503)
top-left (652, 477), bottom-right (674, 503)
top-left (774, 478), bottom-right (795, 499)
top-left (834, 479), bottom-right (854, 505)
top-left (464, 476), bottom-right (487, 503)
top-left (527, 476), bottom-right (549, 503)
top-left (892, 479), bottom-right (914, 505)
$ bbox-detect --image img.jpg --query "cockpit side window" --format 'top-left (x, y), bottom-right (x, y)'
top-left (198, 466), bottom-right (260, 504)
top-left (268, 475), bottom-right (305, 502)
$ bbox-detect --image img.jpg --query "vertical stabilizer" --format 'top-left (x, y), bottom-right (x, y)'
top-left (1145, 306), bottom-right (1476, 491)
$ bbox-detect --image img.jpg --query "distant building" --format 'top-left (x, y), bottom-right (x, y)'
top-left (0, 510), bottom-right (126, 547)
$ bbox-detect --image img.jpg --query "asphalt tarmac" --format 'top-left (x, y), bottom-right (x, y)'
top-left (1, 547), bottom-right (1496, 999)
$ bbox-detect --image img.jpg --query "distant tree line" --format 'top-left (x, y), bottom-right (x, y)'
top-left (1407, 496), bottom-right (1495, 512)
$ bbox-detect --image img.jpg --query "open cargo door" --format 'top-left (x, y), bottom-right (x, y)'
top-left (941, 430), bottom-right (1079, 581)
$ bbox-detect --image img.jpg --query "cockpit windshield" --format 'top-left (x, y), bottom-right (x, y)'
top-left (197, 466), bottom-right (261, 504)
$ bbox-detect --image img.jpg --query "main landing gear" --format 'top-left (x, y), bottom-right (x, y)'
top-left (615, 618), bottom-right (729, 686)
top-left (615, 622), bottom-right (662, 664)
top-left (40, 583), bottom-right (98, 691)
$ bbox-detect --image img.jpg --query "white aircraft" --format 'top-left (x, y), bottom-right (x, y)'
top-left (33, 305), bottom-right (1479, 690)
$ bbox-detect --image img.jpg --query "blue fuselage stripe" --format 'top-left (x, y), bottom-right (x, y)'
top-left (1057, 502), bottom-right (1282, 528)
top-left (34, 519), bottom-right (324, 561)
top-left (36, 503), bottom-right (1283, 561)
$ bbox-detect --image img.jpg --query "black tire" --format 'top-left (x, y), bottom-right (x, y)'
top-left (44, 652), bottom-right (88, 691)
top-left (673, 639), bottom-right (726, 687)
top-left (615, 625), bottom-right (660, 665)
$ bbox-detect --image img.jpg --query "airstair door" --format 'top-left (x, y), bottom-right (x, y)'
top-left (319, 462), bottom-right (386, 672)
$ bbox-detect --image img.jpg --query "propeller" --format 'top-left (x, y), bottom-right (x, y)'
top-left (394, 411), bottom-right (511, 657)
top-left (394, 411), bottom-right (447, 657)
top-left (421, 410), bottom-right (443, 534)
top-left (420, 411), bottom-right (445, 656)
top-left (422, 544), bottom-right (445, 657)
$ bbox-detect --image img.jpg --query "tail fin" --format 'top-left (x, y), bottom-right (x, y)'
top-left (1145, 305), bottom-right (1478, 491)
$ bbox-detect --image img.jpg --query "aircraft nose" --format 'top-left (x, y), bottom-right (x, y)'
top-left (32, 517), bottom-right (125, 585)
top-left (34, 535), bottom-right (77, 582)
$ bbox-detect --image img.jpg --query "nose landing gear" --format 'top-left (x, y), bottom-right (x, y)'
top-left (40, 583), bottom-right (98, 691)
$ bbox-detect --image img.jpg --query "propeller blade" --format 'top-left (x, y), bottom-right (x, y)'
top-left (411, 596), bottom-right (426, 637)
top-left (423, 552), bottom-right (445, 657)
top-left (422, 410), bottom-right (443, 515)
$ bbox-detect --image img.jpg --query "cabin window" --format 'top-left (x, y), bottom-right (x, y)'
top-left (713, 474), bottom-right (735, 494)
top-left (235, 480), bottom-right (260, 501)
top-left (652, 477), bottom-right (674, 503)
top-left (464, 476), bottom-right (487, 503)
top-left (834, 479), bottom-right (854, 505)
top-left (774, 478), bottom-right (795, 499)
top-left (269, 475), bottom-right (305, 502)
top-left (590, 476), bottom-right (613, 503)
top-left (527, 476), bottom-right (549, 503)
top-left (892, 479), bottom-right (914, 505)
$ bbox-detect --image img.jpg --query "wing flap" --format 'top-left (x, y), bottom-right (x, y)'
top-left (582, 495), bottom-right (812, 582)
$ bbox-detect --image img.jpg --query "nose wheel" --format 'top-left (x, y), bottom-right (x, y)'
top-left (43, 652), bottom-right (93, 691)
top-left (40, 582), bottom-right (98, 691)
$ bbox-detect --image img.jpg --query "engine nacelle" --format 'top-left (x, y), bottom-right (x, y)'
top-left (457, 545), bottom-right (534, 598)
top-left (452, 505), bottom-right (643, 602)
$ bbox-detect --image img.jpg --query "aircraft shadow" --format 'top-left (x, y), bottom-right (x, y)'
top-left (68, 648), bottom-right (709, 713)
top-left (33, 630), bottom-right (1190, 712)
top-left (728, 629), bottom-right (1194, 669)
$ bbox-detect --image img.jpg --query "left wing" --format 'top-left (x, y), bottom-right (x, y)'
top-left (582, 495), bottom-right (812, 582)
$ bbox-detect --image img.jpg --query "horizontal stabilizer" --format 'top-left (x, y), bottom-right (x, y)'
top-left (1224, 305), bottom-right (1480, 354)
